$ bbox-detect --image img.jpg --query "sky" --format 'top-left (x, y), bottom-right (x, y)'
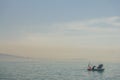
top-left (0, 0), bottom-right (120, 62)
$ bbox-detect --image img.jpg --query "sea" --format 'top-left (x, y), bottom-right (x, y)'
top-left (0, 61), bottom-right (120, 80)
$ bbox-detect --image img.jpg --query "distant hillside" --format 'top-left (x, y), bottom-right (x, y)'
top-left (0, 53), bottom-right (25, 58)
top-left (0, 53), bottom-right (29, 61)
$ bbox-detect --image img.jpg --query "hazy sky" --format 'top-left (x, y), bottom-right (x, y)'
top-left (0, 0), bottom-right (120, 62)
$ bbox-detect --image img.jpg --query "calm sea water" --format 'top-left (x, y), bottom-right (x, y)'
top-left (0, 61), bottom-right (120, 80)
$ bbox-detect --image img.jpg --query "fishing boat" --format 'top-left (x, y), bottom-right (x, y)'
top-left (87, 64), bottom-right (105, 71)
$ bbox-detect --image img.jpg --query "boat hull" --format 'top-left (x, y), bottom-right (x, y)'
top-left (87, 69), bottom-right (104, 71)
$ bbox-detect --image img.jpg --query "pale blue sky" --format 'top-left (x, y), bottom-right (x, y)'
top-left (0, 0), bottom-right (120, 37)
top-left (0, 0), bottom-right (120, 61)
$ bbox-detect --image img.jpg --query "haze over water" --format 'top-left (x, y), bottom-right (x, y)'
top-left (0, 0), bottom-right (120, 62)
top-left (0, 0), bottom-right (120, 79)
